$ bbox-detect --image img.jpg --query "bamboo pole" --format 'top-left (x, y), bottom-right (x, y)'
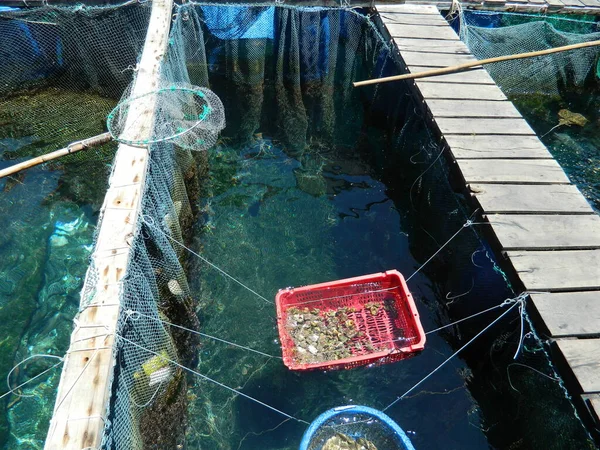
top-left (353, 39), bottom-right (600, 87)
top-left (0, 132), bottom-right (112, 179)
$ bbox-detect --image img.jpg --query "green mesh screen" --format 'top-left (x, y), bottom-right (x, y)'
top-left (457, 10), bottom-right (600, 96)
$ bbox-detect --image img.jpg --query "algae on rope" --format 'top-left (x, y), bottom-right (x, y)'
top-left (542, 108), bottom-right (589, 137)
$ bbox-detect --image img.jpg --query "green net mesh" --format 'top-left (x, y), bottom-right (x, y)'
top-left (107, 82), bottom-right (225, 150)
top-left (458, 10), bottom-right (600, 96)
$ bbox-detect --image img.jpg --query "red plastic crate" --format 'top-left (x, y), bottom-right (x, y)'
top-left (275, 270), bottom-right (426, 371)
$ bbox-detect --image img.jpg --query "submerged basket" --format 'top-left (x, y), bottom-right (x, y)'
top-left (299, 405), bottom-right (416, 450)
top-left (275, 270), bottom-right (425, 371)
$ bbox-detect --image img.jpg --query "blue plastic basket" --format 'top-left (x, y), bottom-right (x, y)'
top-left (299, 405), bottom-right (416, 450)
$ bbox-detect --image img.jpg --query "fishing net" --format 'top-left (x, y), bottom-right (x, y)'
top-left (457, 10), bottom-right (600, 96)
top-left (107, 82), bottom-right (225, 150)
top-left (0, 2), bottom-right (596, 450)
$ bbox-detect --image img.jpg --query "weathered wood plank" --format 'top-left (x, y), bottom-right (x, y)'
top-left (395, 38), bottom-right (472, 54)
top-left (436, 117), bottom-right (536, 135)
top-left (531, 292), bottom-right (600, 337)
top-left (471, 184), bottom-right (594, 214)
top-left (385, 23), bottom-right (461, 40)
top-left (379, 12), bottom-right (448, 26)
top-left (45, 0), bottom-right (174, 448)
top-left (376, 4), bottom-right (441, 14)
top-left (459, 159), bottom-right (570, 184)
top-left (586, 394), bottom-right (600, 425)
top-left (556, 339), bottom-right (600, 392)
top-left (411, 68), bottom-right (496, 84)
top-left (415, 81), bottom-right (507, 100)
top-left (401, 51), bottom-right (478, 67)
top-left (445, 135), bottom-right (552, 159)
top-left (488, 214), bottom-right (600, 250)
top-left (427, 99), bottom-right (521, 118)
top-left (507, 250), bottom-right (600, 290)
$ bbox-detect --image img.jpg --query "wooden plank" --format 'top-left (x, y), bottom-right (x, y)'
top-left (44, 0), bottom-right (174, 449)
top-left (410, 67), bottom-right (496, 84)
top-left (445, 135), bottom-right (552, 159)
top-left (531, 292), bottom-right (600, 337)
top-left (426, 99), bottom-right (521, 118)
top-left (385, 23), bottom-right (460, 40)
top-left (401, 51), bottom-right (478, 67)
top-left (415, 81), bottom-right (507, 100)
top-left (379, 13), bottom-right (448, 26)
top-left (471, 184), bottom-right (594, 214)
top-left (556, 339), bottom-right (600, 392)
top-left (459, 159), bottom-right (570, 184)
top-left (507, 250), bottom-right (600, 290)
top-left (376, 4), bottom-right (441, 14)
top-left (559, 0), bottom-right (585, 6)
top-left (586, 394), bottom-right (600, 424)
top-left (435, 117), bottom-right (536, 135)
top-left (488, 214), bottom-right (600, 250)
top-left (395, 38), bottom-right (472, 54)
top-left (579, 0), bottom-right (600, 7)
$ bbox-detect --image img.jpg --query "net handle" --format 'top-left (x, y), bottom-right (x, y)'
top-left (353, 38), bottom-right (600, 87)
top-left (0, 132), bottom-right (112, 179)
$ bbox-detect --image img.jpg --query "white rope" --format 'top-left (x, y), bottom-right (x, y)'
top-left (383, 294), bottom-right (526, 412)
top-left (406, 215), bottom-right (487, 283)
top-left (125, 310), bottom-right (282, 359)
top-left (116, 334), bottom-right (309, 425)
top-left (1, 355), bottom-right (64, 400)
top-left (141, 215), bottom-right (273, 304)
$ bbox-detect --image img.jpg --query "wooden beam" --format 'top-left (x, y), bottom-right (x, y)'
top-left (507, 250), bottom-right (600, 291)
top-left (445, 135), bottom-right (552, 159)
top-left (427, 99), bottom-right (522, 118)
top-left (487, 214), bottom-right (600, 250)
top-left (531, 292), bottom-right (600, 337)
top-left (436, 117), bottom-right (536, 135)
top-left (458, 159), bottom-right (570, 184)
top-left (556, 339), bottom-right (600, 393)
top-left (44, 0), bottom-right (174, 448)
top-left (470, 184), bottom-right (594, 214)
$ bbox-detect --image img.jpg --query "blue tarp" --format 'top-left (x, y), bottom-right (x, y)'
top-left (201, 5), bottom-right (275, 40)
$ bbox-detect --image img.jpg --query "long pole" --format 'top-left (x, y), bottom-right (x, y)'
top-left (0, 132), bottom-right (112, 179)
top-left (353, 39), bottom-right (600, 87)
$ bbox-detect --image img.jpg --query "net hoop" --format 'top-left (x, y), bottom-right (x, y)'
top-left (299, 405), bottom-right (416, 450)
top-left (106, 84), bottom-right (225, 150)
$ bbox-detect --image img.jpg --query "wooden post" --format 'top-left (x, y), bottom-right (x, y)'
top-left (44, 1), bottom-right (173, 448)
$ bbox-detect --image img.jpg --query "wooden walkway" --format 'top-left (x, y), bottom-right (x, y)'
top-left (381, 0), bottom-right (600, 14)
top-left (376, 2), bottom-right (600, 434)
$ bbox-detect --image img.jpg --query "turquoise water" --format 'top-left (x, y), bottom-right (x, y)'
top-left (0, 89), bottom-right (115, 449)
top-left (184, 139), bottom-right (490, 449)
top-left (182, 132), bottom-right (593, 449)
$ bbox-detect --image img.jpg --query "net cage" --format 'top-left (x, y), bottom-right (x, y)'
top-left (299, 405), bottom-right (416, 450)
top-left (275, 271), bottom-right (426, 371)
top-left (0, 1), bottom-right (594, 449)
top-left (456, 9), bottom-right (600, 97)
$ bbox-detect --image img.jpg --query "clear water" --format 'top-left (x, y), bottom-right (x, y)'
top-left (184, 139), bottom-right (490, 449)
top-left (182, 132), bottom-right (593, 449)
top-left (0, 88), bottom-right (115, 449)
